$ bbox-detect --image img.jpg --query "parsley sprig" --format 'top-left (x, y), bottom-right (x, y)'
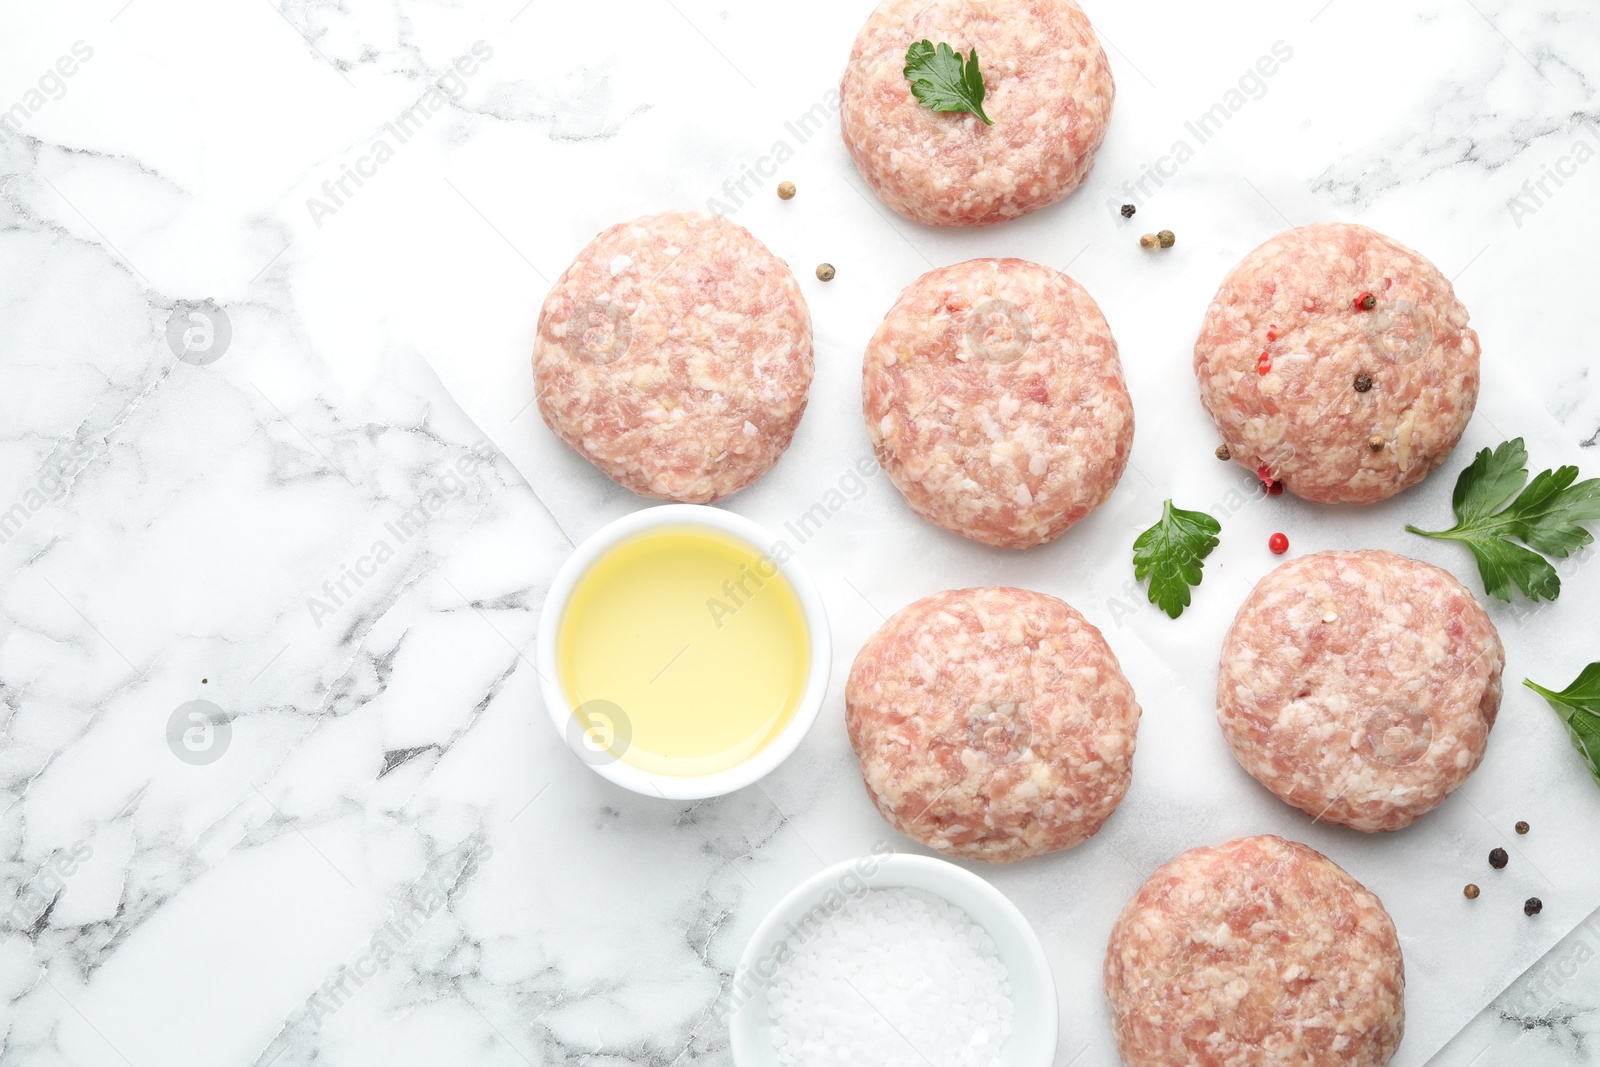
top-left (903, 40), bottom-right (993, 125)
top-left (1133, 500), bottom-right (1221, 619)
top-left (1405, 439), bottom-right (1600, 602)
top-left (1525, 665), bottom-right (1600, 788)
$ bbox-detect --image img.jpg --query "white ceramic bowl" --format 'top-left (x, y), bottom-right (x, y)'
top-left (535, 503), bottom-right (831, 800)
top-left (727, 853), bottom-right (1058, 1066)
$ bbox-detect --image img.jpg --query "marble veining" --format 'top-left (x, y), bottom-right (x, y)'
top-left (1, 1), bottom-right (1598, 1066)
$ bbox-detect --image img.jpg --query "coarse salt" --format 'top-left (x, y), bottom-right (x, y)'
top-left (765, 887), bottom-right (1013, 1067)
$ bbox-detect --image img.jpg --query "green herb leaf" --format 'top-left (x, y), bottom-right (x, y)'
top-left (1525, 664), bottom-right (1600, 787)
top-left (1133, 500), bottom-right (1221, 619)
top-left (1405, 438), bottom-right (1600, 602)
top-left (903, 40), bottom-right (993, 125)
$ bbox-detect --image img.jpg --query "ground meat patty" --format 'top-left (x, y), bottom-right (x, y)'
top-left (1105, 835), bottom-right (1405, 1067)
top-left (1194, 223), bottom-right (1479, 504)
top-left (1218, 550), bottom-right (1503, 833)
top-left (846, 587), bottom-right (1140, 863)
top-left (863, 259), bottom-right (1133, 549)
top-left (534, 210), bottom-right (812, 502)
top-left (840, 0), bottom-right (1114, 227)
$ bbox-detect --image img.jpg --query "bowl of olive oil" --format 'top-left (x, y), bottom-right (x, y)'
top-left (537, 504), bottom-right (831, 799)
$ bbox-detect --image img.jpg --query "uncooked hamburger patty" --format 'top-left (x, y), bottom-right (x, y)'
top-left (1217, 550), bottom-right (1503, 833)
top-left (1105, 835), bottom-right (1405, 1067)
top-left (846, 587), bottom-right (1141, 863)
top-left (840, 0), bottom-right (1114, 227)
top-left (534, 210), bottom-right (812, 503)
top-left (1194, 223), bottom-right (1480, 504)
top-left (863, 259), bottom-right (1133, 549)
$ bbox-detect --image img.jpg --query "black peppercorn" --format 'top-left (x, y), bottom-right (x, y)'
top-left (1515, 821), bottom-right (1530, 835)
top-left (1524, 897), bottom-right (1543, 916)
top-left (1354, 373), bottom-right (1373, 393)
top-left (1489, 847), bottom-right (1509, 870)
top-left (1463, 884), bottom-right (1480, 899)
top-left (1121, 203), bottom-right (1137, 218)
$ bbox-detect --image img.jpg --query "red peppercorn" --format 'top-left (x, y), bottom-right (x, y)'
top-left (1267, 325), bottom-right (1278, 342)
top-left (1256, 463), bottom-right (1273, 482)
top-left (1266, 480), bottom-right (1285, 496)
top-left (1269, 532), bottom-right (1289, 554)
top-left (1354, 292), bottom-right (1377, 311)
top-left (1257, 352), bottom-right (1272, 375)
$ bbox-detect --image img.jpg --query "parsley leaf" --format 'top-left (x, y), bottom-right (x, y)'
top-left (1133, 500), bottom-right (1221, 619)
top-left (1405, 438), bottom-right (1600, 602)
top-left (1525, 665), bottom-right (1600, 788)
top-left (904, 40), bottom-right (993, 125)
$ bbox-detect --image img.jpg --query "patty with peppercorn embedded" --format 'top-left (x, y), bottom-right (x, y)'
top-left (863, 258), bottom-right (1134, 549)
top-left (1217, 550), bottom-right (1503, 832)
top-left (1194, 222), bottom-right (1480, 505)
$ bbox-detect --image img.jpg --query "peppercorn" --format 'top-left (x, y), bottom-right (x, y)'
top-left (1121, 203), bottom-right (1136, 218)
top-left (1258, 355), bottom-right (1272, 376)
top-left (777, 181), bottom-right (796, 200)
top-left (1355, 292), bottom-right (1377, 311)
top-left (1354, 373), bottom-right (1373, 393)
top-left (1368, 434), bottom-right (1385, 453)
top-left (1256, 464), bottom-right (1273, 482)
top-left (1489, 848), bottom-right (1508, 870)
top-left (1515, 821), bottom-right (1530, 835)
top-left (1269, 532), bottom-right (1289, 554)
top-left (815, 263), bottom-right (835, 282)
top-left (1265, 480), bottom-right (1285, 496)
top-left (1139, 233), bottom-right (1158, 249)
top-left (1525, 897), bottom-right (1543, 916)
top-left (1157, 229), bottom-right (1176, 249)
top-left (1464, 883), bottom-right (1480, 900)
top-left (1215, 444), bottom-right (1231, 461)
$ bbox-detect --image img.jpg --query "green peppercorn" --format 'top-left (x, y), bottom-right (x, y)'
top-left (1157, 229), bottom-right (1176, 249)
top-left (1515, 821), bottom-right (1530, 835)
top-left (1464, 883), bottom-right (1480, 900)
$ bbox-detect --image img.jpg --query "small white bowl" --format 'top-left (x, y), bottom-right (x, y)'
top-left (727, 853), bottom-right (1058, 1066)
top-left (535, 503), bottom-right (831, 800)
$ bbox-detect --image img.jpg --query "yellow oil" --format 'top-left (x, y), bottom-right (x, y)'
top-left (556, 525), bottom-right (809, 777)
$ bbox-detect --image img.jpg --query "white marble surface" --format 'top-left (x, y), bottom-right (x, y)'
top-left (1, 1), bottom-right (1598, 1066)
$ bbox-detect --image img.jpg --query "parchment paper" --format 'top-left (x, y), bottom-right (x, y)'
top-left (419, 55), bottom-right (1600, 1066)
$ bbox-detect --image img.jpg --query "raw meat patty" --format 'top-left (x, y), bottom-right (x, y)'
top-left (846, 587), bottom-right (1141, 863)
top-left (863, 259), bottom-right (1133, 549)
top-left (1218, 550), bottom-right (1503, 833)
top-left (840, 0), bottom-right (1115, 227)
top-left (1105, 835), bottom-right (1405, 1067)
top-left (534, 210), bottom-right (813, 503)
top-left (1194, 223), bottom-right (1480, 504)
